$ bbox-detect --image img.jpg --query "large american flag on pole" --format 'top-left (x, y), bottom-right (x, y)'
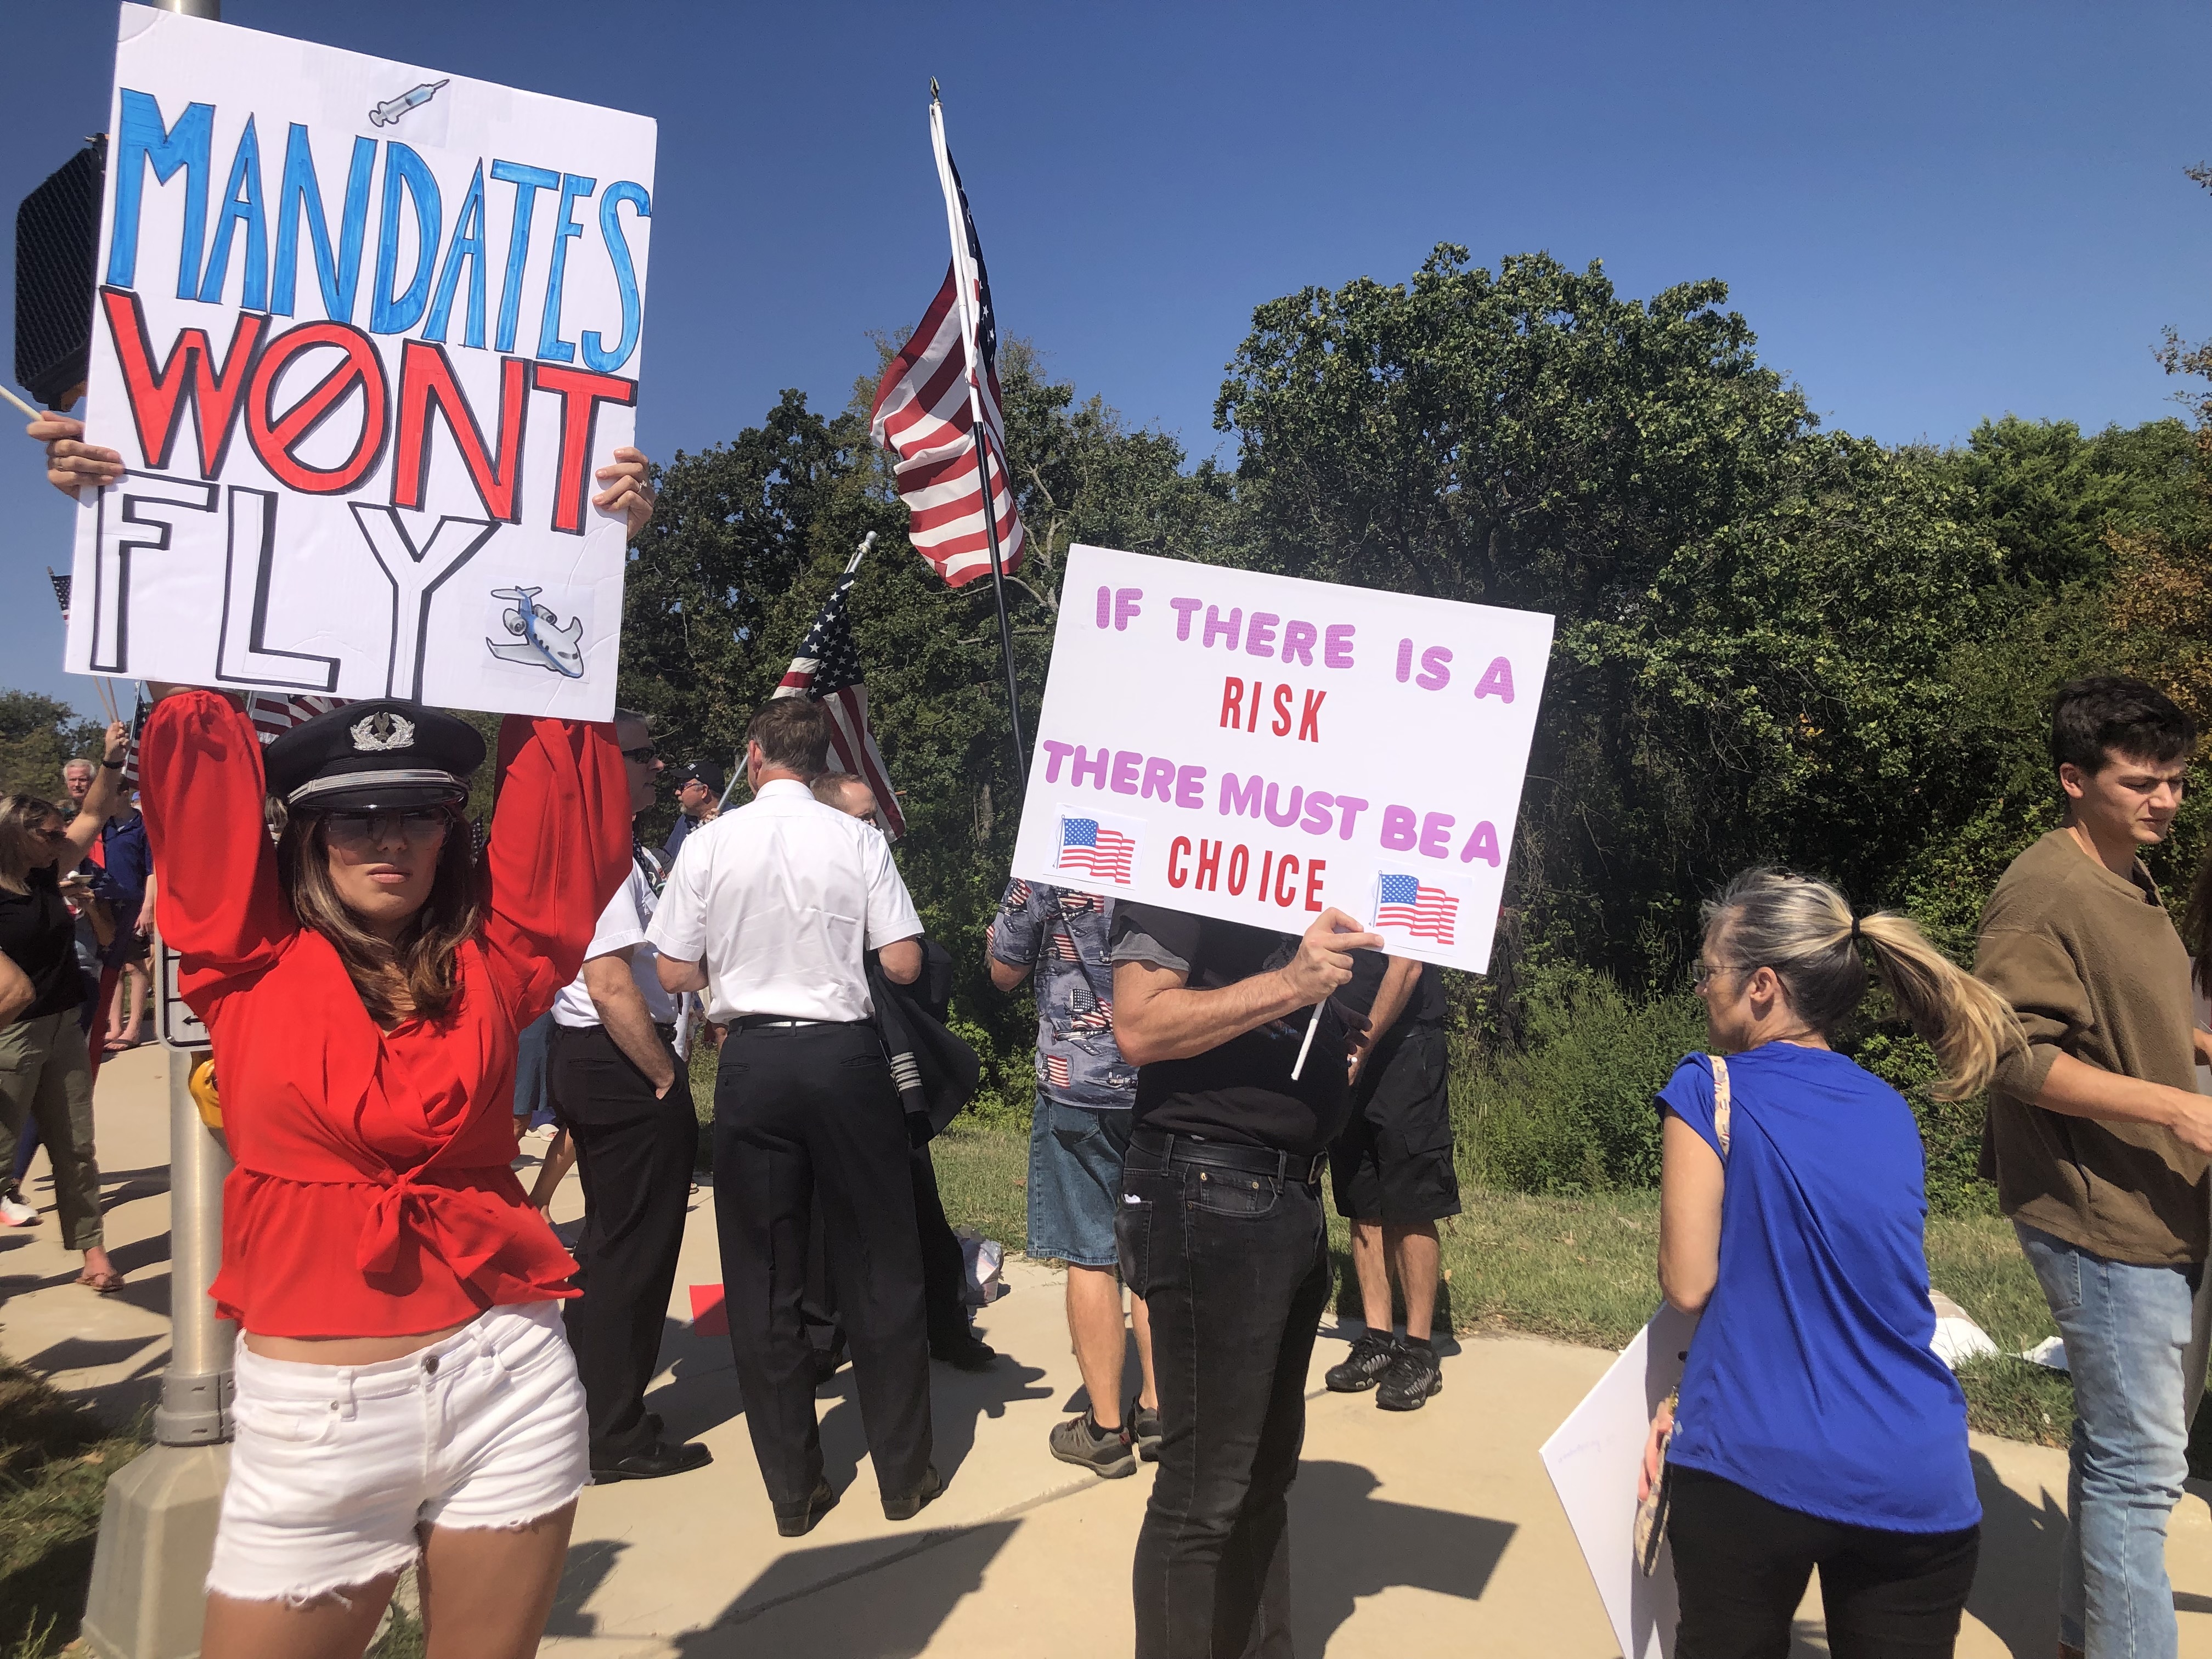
top-left (865, 103), bottom-right (1026, 589)
top-left (774, 572), bottom-right (906, 840)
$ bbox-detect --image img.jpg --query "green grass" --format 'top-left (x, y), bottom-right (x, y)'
top-left (926, 1122), bottom-right (2083, 1448)
top-left (0, 1359), bottom-right (150, 1658)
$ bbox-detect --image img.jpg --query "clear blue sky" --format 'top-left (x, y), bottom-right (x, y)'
top-left (4, 0), bottom-right (2207, 713)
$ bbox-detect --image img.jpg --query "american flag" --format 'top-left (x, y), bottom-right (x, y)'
top-left (1072, 996), bottom-right (1113, 1034)
top-left (246, 692), bottom-right (347, 746)
top-left (775, 572), bottom-right (905, 839)
top-left (1004, 878), bottom-right (1032, 911)
top-left (866, 105), bottom-right (1026, 590)
top-left (47, 568), bottom-right (71, 622)
top-left (1046, 928), bottom-right (1078, 962)
top-left (1058, 890), bottom-right (1100, 915)
top-left (1045, 1054), bottom-right (1072, 1088)
top-left (1058, 817), bottom-right (1134, 884)
top-left (1375, 874), bottom-right (1459, 946)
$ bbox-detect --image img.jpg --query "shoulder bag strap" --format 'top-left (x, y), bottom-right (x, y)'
top-left (1711, 1052), bottom-right (1731, 1162)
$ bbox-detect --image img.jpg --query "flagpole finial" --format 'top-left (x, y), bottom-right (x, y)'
top-left (930, 77), bottom-right (940, 103)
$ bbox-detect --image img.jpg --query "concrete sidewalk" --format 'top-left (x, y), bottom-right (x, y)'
top-left (8, 1049), bottom-right (2212, 1656)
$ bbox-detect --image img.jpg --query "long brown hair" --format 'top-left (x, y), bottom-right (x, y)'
top-left (276, 806), bottom-right (483, 1026)
top-left (0, 796), bottom-right (66, 895)
top-left (1705, 868), bottom-right (2023, 1099)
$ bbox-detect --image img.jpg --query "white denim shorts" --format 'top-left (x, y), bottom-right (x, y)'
top-left (207, 1300), bottom-right (589, 1602)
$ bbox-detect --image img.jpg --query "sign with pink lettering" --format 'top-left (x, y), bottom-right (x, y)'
top-left (61, 4), bottom-right (654, 718)
top-left (1011, 545), bottom-right (1555, 973)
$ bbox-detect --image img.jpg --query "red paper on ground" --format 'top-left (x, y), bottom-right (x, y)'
top-left (689, 1283), bottom-right (727, 1337)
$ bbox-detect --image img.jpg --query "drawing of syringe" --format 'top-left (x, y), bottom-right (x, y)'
top-left (369, 80), bottom-right (450, 127)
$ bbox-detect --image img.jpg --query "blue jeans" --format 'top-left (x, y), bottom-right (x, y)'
top-left (2017, 1222), bottom-right (2198, 1658)
top-left (1026, 1096), bottom-right (1135, 1269)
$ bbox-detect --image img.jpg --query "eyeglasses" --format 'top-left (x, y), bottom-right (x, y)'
top-left (619, 743), bottom-right (659, 764)
top-left (320, 809), bottom-right (455, 847)
top-left (1690, 960), bottom-right (1756, 987)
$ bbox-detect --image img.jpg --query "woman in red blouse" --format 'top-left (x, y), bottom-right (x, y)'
top-left (131, 458), bottom-right (652, 1659)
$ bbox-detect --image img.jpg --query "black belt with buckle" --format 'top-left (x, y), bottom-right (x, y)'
top-left (1135, 1130), bottom-right (1325, 1187)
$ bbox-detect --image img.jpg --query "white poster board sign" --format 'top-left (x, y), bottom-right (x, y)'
top-left (1008, 547), bottom-right (1554, 972)
top-left (65, 5), bottom-right (656, 719)
top-left (1538, 1304), bottom-right (1699, 1659)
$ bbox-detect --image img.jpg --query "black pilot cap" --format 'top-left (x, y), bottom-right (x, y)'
top-left (263, 701), bottom-right (484, 811)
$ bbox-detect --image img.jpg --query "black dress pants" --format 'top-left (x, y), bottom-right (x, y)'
top-left (1669, 1466), bottom-right (1981, 1659)
top-left (1117, 1133), bottom-right (1334, 1659)
top-left (547, 1022), bottom-right (699, 1457)
top-left (713, 1021), bottom-right (933, 1507)
top-left (805, 1135), bottom-right (973, 1358)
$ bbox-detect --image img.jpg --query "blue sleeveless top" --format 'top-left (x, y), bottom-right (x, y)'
top-left (1658, 1045), bottom-right (1979, 1533)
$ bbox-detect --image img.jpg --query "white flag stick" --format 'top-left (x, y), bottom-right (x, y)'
top-left (1, 384), bottom-right (40, 421)
top-left (1289, 1001), bottom-right (1325, 1082)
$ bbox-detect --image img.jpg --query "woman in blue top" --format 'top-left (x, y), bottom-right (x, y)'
top-left (1640, 868), bottom-right (2021, 1658)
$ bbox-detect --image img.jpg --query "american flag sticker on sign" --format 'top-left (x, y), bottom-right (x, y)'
top-left (1057, 810), bottom-right (1141, 886)
top-left (1373, 872), bottom-right (1465, 946)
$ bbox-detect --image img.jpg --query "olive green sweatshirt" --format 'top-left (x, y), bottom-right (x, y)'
top-left (1975, 830), bottom-right (2207, 1266)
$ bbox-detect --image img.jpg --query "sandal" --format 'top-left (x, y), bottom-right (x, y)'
top-left (77, 1268), bottom-right (126, 1294)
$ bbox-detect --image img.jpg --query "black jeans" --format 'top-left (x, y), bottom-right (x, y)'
top-left (713, 1021), bottom-right (933, 1508)
top-left (1669, 1466), bottom-right (1982, 1659)
top-left (547, 1023), bottom-right (698, 1456)
top-left (1117, 1132), bottom-right (1334, 1659)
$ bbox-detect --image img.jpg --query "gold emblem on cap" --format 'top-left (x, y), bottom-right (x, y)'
top-left (350, 711), bottom-right (417, 752)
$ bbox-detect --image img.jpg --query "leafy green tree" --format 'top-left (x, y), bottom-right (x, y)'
top-left (0, 691), bottom-right (101, 801)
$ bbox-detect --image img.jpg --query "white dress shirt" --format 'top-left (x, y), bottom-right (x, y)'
top-left (645, 777), bottom-right (923, 1024)
top-left (553, 853), bottom-right (683, 1030)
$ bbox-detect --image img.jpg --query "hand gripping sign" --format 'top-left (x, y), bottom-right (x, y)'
top-left (63, 5), bottom-right (655, 719)
top-left (1010, 547), bottom-right (1555, 973)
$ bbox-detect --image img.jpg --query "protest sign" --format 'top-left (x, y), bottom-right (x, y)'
top-left (1008, 546), bottom-right (1554, 972)
top-left (1537, 1303), bottom-right (1698, 1659)
top-left (62, 5), bottom-right (655, 719)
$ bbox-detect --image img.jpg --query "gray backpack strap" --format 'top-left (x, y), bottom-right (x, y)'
top-left (1711, 1053), bottom-right (1731, 1162)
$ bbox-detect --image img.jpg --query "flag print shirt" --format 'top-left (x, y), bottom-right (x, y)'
top-left (989, 878), bottom-right (1136, 1109)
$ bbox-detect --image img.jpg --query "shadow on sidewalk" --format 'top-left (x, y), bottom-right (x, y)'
top-left (1288, 1459), bottom-right (1514, 1650)
top-left (1965, 1448), bottom-right (2064, 1658)
top-left (670, 1520), bottom-right (1020, 1658)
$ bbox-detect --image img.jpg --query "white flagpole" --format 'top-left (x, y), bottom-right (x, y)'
top-left (928, 84), bottom-right (1028, 788)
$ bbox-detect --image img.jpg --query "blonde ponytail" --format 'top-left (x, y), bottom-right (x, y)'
top-left (1705, 869), bottom-right (2022, 1099)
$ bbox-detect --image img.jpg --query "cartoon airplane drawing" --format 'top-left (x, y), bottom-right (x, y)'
top-left (369, 80), bottom-right (449, 127)
top-left (486, 587), bottom-right (585, 678)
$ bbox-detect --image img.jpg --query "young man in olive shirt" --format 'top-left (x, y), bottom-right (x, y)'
top-left (1111, 901), bottom-right (1379, 1659)
top-left (1976, 676), bottom-right (2212, 1659)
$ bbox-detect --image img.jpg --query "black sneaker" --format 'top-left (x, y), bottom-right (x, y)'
top-left (1049, 1411), bottom-right (1137, 1478)
top-left (1325, 1330), bottom-right (1402, 1393)
top-left (1375, 1342), bottom-right (1443, 1411)
top-left (1130, 1400), bottom-right (1161, 1463)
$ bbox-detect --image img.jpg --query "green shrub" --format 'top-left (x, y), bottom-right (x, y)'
top-left (1456, 965), bottom-right (1708, 1194)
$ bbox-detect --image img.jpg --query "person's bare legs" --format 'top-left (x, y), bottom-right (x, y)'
top-left (417, 1501), bottom-right (576, 1659)
top-left (1130, 1291), bottom-right (1158, 1413)
top-left (1067, 1264), bottom-right (1129, 1430)
top-left (122, 960), bottom-right (149, 1040)
top-left (1348, 1218), bottom-right (1396, 1336)
top-left (1387, 1222), bottom-right (1441, 1344)
top-left (201, 1571), bottom-right (402, 1659)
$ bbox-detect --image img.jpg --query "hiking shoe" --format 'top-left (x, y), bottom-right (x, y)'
top-left (1325, 1330), bottom-right (1402, 1393)
top-left (1131, 1400), bottom-right (1161, 1463)
top-left (1375, 1343), bottom-right (1443, 1412)
top-left (0, 1194), bottom-right (36, 1227)
top-left (1049, 1412), bottom-right (1137, 1478)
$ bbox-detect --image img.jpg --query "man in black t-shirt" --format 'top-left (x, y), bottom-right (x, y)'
top-left (1110, 901), bottom-right (1380, 1659)
top-left (1323, 953), bottom-right (1459, 1412)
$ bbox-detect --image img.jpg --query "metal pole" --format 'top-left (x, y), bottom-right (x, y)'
top-left (148, 0), bottom-right (221, 14)
top-left (153, 1039), bottom-right (230, 1443)
top-left (973, 430), bottom-right (1028, 787)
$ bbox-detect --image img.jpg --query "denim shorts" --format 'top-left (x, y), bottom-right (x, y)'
top-left (207, 1301), bottom-right (588, 1602)
top-left (1026, 1094), bottom-right (1135, 1269)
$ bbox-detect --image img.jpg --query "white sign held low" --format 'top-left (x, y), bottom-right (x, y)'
top-left (65, 5), bottom-right (657, 720)
top-left (1009, 546), bottom-right (1554, 973)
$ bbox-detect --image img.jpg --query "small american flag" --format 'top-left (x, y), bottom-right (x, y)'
top-left (1059, 890), bottom-right (1100, 915)
top-left (47, 568), bottom-right (70, 622)
top-left (866, 103), bottom-right (1026, 589)
top-left (1045, 1054), bottom-right (1072, 1088)
top-left (1073, 997), bottom-right (1114, 1034)
top-left (1046, 928), bottom-right (1078, 962)
top-left (1375, 874), bottom-right (1459, 946)
top-left (775, 572), bottom-right (904, 839)
top-left (1058, 817), bottom-right (1134, 884)
top-left (1005, 878), bottom-right (1032, 910)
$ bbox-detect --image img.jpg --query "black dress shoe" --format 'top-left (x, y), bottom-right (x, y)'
top-left (810, 1347), bottom-right (847, 1388)
top-left (930, 1333), bottom-right (997, 1372)
top-left (775, 1476), bottom-right (840, 1538)
top-left (590, 1440), bottom-right (713, 1483)
top-left (882, 1463), bottom-right (942, 1522)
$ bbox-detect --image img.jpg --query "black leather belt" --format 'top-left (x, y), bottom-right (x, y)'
top-left (730, 1015), bottom-right (866, 1030)
top-left (1133, 1130), bottom-right (1324, 1187)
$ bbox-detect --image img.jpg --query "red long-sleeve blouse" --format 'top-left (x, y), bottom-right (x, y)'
top-left (139, 691), bottom-right (631, 1337)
